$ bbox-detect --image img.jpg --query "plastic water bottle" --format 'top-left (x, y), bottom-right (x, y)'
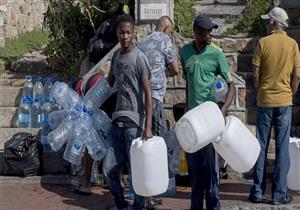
top-left (18, 96), bottom-right (31, 128)
top-left (91, 161), bottom-right (101, 185)
top-left (48, 118), bottom-right (74, 152)
top-left (43, 76), bottom-right (53, 103)
top-left (63, 121), bottom-right (87, 165)
top-left (54, 75), bottom-right (62, 87)
top-left (84, 77), bottom-right (113, 109)
top-left (31, 98), bottom-right (44, 128)
top-left (41, 98), bottom-right (52, 151)
top-left (86, 128), bottom-right (107, 161)
top-left (51, 82), bottom-right (81, 110)
top-left (33, 76), bottom-right (44, 102)
top-left (211, 75), bottom-right (228, 103)
top-left (22, 75), bottom-right (33, 102)
top-left (48, 110), bottom-right (71, 130)
top-left (92, 109), bottom-right (112, 137)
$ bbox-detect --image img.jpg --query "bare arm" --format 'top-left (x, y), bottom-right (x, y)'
top-left (142, 79), bottom-right (153, 139)
top-left (292, 67), bottom-right (300, 96)
top-left (166, 59), bottom-right (180, 77)
top-left (253, 65), bottom-right (260, 90)
top-left (220, 83), bottom-right (235, 116)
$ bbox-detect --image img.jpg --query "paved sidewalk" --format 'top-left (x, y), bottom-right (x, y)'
top-left (0, 176), bottom-right (299, 210)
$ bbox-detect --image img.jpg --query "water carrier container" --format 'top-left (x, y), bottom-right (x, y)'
top-left (287, 137), bottom-right (300, 191)
top-left (212, 116), bottom-right (260, 173)
top-left (175, 101), bottom-right (225, 153)
top-left (130, 136), bottom-right (168, 196)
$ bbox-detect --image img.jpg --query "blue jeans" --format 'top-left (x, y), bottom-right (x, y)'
top-left (250, 106), bottom-right (291, 202)
top-left (103, 124), bottom-right (145, 210)
top-left (187, 144), bottom-right (220, 210)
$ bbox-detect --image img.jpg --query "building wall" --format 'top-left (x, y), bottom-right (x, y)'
top-left (0, 0), bottom-right (47, 47)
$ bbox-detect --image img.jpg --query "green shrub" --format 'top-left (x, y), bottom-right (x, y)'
top-left (0, 29), bottom-right (49, 74)
top-left (174, 0), bottom-right (195, 38)
top-left (0, 29), bottom-right (49, 60)
top-left (223, 0), bottom-right (270, 36)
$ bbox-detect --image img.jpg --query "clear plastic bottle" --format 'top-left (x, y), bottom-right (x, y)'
top-left (63, 121), bottom-right (87, 165)
top-left (43, 76), bottom-right (53, 103)
top-left (48, 109), bottom-right (71, 130)
top-left (51, 82), bottom-right (81, 110)
top-left (33, 76), bottom-right (44, 102)
top-left (91, 161), bottom-right (101, 185)
top-left (86, 128), bottom-right (107, 161)
top-left (18, 96), bottom-right (31, 128)
top-left (211, 75), bottom-right (228, 103)
top-left (41, 98), bottom-right (52, 151)
top-left (31, 98), bottom-right (44, 128)
top-left (84, 77), bottom-right (113, 109)
top-left (22, 75), bottom-right (33, 102)
top-left (92, 109), bottom-right (112, 137)
top-left (48, 118), bottom-right (74, 152)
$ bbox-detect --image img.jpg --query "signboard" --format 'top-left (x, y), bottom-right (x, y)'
top-left (136, 0), bottom-right (170, 24)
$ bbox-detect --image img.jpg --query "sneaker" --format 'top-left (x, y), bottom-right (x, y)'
top-left (249, 194), bottom-right (262, 203)
top-left (272, 195), bottom-right (293, 205)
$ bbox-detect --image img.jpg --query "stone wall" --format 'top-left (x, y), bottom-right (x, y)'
top-left (0, 0), bottom-right (47, 47)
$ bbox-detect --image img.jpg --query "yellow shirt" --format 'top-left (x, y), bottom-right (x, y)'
top-left (252, 30), bottom-right (300, 107)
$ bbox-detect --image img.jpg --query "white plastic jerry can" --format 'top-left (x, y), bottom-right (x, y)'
top-left (130, 136), bottom-right (169, 197)
top-left (212, 116), bottom-right (261, 173)
top-left (287, 137), bottom-right (300, 191)
top-left (175, 101), bottom-right (225, 153)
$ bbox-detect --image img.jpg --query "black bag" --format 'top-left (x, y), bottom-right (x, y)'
top-left (4, 132), bottom-right (42, 177)
top-left (87, 18), bottom-right (118, 63)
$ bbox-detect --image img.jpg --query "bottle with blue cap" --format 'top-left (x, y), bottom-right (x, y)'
top-left (41, 98), bottom-right (53, 151)
top-left (31, 97), bottom-right (44, 128)
top-left (18, 96), bottom-right (31, 128)
top-left (43, 76), bottom-right (53, 104)
top-left (33, 75), bottom-right (44, 102)
top-left (211, 75), bottom-right (228, 103)
top-left (22, 75), bottom-right (33, 102)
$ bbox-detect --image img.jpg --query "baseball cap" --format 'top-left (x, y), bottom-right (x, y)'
top-left (261, 7), bottom-right (289, 27)
top-left (193, 15), bottom-right (218, 30)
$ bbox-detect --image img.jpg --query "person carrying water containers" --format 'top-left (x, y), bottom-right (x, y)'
top-left (179, 15), bottom-right (235, 210)
top-left (139, 15), bottom-right (180, 205)
top-left (103, 14), bottom-right (153, 210)
top-left (248, 7), bottom-right (300, 205)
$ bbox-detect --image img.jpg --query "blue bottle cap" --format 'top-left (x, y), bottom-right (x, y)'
top-left (25, 75), bottom-right (32, 81)
top-left (35, 76), bottom-right (42, 82)
top-left (216, 81), bottom-right (223, 89)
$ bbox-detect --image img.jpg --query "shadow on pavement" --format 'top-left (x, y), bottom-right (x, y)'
top-left (41, 183), bottom-right (114, 210)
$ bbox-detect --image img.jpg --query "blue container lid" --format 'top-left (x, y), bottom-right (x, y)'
top-left (35, 76), bottom-right (42, 82)
top-left (25, 75), bottom-right (32, 81)
top-left (216, 81), bottom-right (223, 89)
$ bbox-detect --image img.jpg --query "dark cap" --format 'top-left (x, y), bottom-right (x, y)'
top-left (193, 15), bottom-right (218, 30)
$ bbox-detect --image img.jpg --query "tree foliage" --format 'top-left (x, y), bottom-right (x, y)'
top-left (174, 0), bottom-right (195, 38)
top-left (224, 0), bottom-right (270, 36)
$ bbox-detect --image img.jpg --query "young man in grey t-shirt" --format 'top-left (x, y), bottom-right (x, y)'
top-left (104, 14), bottom-right (153, 210)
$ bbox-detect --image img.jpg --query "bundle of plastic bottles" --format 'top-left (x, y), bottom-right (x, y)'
top-left (48, 78), bottom-right (113, 165)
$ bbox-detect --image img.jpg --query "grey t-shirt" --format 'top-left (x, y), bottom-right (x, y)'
top-left (139, 31), bottom-right (177, 102)
top-left (110, 47), bottom-right (151, 128)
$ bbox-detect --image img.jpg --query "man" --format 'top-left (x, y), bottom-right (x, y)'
top-left (179, 15), bottom-right (235, 210)
top-left (104, 14), bottom-right (153, 210)
top-left (139, 15), bottom-right (179, 138)
top-left (249, 7), bottom-right (300, 205)
top-left (138, 16), bottom-right (180, 208)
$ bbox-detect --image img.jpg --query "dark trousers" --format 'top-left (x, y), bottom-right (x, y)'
top-left (103, 124), bottom-right (145, 210)
top-left (250, 106), bottom-right (291, 202)
top-left (187, 144), bottom-right (220, 210)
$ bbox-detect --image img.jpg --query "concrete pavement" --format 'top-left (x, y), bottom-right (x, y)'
top-left (0, 176), bottom-right (299, 210)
